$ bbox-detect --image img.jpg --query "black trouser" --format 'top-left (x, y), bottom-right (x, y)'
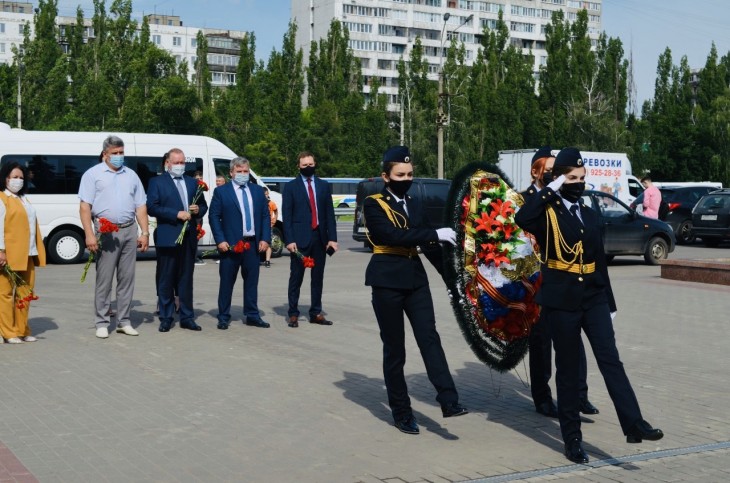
top-left (156, 232), bottom-right (197, 325)
top-left (545, 302), bottom-right (642, 443)
top-left (287, 229), bottom-right (326, 318)
top-left (529, 312), bottom-right (589, 406)
top-left (371, 284), bottom-right (458, 420)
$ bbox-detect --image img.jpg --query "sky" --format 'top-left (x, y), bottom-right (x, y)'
top-left (54, 0), bottom-right (730, 112)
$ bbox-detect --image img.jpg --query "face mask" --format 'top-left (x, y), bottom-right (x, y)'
top-left (300, 166), bottom-right (316, 178)
top-left (233, 173), bottom-right (249, 186)
top-left (387, 179), bottom-right (413, 198)
top-left (169, 165), bottom-right (186, 177)
top-left (7, 178), bottom-right (23, 194)
top-left (541, 170), bottom-right (553, 187)
top-left (560, 182), bottom-right (585, 203)
top-left (109, 155), bottom-right (124, 168)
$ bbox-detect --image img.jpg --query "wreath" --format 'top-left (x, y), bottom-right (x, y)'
top-left (443, 163), bottom-right (542, 372)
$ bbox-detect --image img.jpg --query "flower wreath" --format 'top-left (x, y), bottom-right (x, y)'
top-left (444, 163), bottom-right (542, 372)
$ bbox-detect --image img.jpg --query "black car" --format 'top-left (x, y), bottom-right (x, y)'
top-left (583, 190), bottom-right (675, 265)
top-left (691, 189), bottom-right (730, 247)
top-left (630, 186), bottom-right (716, 244)
top-left (352, 178), bottom-right (451, 247)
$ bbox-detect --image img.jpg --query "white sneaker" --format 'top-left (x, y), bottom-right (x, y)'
top-left (23, 336), bottom-right (37, 342)
top-left (7, 337), bottom-right (24, 344)
top-left (96, 327), bottom-right (109, 339)
top-left (116, 325), bottom-right (139, 336)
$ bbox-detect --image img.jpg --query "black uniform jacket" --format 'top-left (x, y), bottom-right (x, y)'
top-left (363, 189), bottom-right (442, 289)
top-left (515, 185), bottom-right (617, 312)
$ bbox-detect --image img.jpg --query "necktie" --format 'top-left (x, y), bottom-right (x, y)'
top-left (570, 204), bottom-right (582, 224)
top-left (307, 178), bottom-right (318, 230)
top-left (241, 186), bottom-right (252, 232)
top-left (174, 177), bottom-right (187, 209)
top-left (398, 200), bottom-right (408, 216)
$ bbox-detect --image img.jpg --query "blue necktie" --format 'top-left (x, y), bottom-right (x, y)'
top-left (174, 177), bottom-right (187, 209)
top-left (241, 186), bottom-right (252, 232)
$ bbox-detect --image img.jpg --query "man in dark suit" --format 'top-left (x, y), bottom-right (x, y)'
top-left (147, 148), bottom-right (208, 332)
top-left (515, 147), bottom-right (663, 464)
top-left (282, 152), bottom-right (338, 328)
top-left (209, 157), bottom-right (271, 330)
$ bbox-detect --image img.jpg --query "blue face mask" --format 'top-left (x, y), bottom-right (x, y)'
top-left (109, 155), bottom-right (124, 168)
top-left (233, 173), bottom-right (249, 186)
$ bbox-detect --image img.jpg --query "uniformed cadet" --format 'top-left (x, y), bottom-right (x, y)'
top-left (522, 146), bottom-right (598, 419)
top-left (515, 147), bottom-right (663, 464)
top-left (364, 145), bottom-right (467, 435)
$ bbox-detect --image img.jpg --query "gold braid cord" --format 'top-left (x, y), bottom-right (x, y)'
top-left (364, 194), bottom-right (409, 248)
top-left (541, 205), bottom-right (583, 267)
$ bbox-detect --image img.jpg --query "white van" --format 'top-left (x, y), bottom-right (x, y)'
top-left (0, 123), bottom-right (282, 263)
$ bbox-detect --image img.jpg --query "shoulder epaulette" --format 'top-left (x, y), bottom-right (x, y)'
top-left (368, 193), bottom-right (384, 200)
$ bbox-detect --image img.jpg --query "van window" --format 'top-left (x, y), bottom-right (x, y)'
top-left (1, 154), bottom-right (204, 193)
top-left (628, 178), bottom-right (644, 198)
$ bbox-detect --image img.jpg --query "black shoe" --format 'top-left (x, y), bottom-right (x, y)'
top-left (441, 402), bottom-right (468, 418)
top-left (536, 400), bottom-right (558, 418)
top-left (217, 322), bottom-right (229, 330)
top-left (180, 321), bottom-right (202, 331)
top-left (264, 260), bottom-right (271, 268)
top-left (158, 321), bottom-right (172, 332)
top-left (579, 399), bottom-right (600, 415)
top-left (564, 438), bottom-right (589, 464)
top-left (626, 419), bottom-right (664, 443)
top-left (246, 318), bottom-right (270, 328)
top-left (394, 415), bottom-right (419, 434)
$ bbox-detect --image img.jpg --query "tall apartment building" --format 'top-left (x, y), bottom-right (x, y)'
top-left (292, 0), bottom-right (603, 110)
top-left (0, 2), bottom-right (245, 89)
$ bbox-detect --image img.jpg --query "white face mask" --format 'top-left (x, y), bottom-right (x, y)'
top-left (7, 178), bottom-right (24, 194)
top-left (233, 173), bottom-right (249, 186)
top-left (169, 164), bottom-right (186, 177)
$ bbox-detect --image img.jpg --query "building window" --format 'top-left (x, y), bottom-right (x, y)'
top-left (0, 23), bottom-right (4, 33)
top-left (152, 34), bottom-right (161, 45)
top-left (0, 43), bottom-right (5, 54)
top-left (191, 38), bottom-right (197, 48)
top-left (173, 36), bottom-right (181, 46)
top-left (19, 24), bottom-right (25, 34)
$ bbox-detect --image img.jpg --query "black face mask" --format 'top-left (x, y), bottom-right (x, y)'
top-left (387, 179), bottom-right (413, 198)
top-left (560, 182), bottom-right (585, 203)
top-left (300, 166), bottom-right (316, 177)
top-left (541, 170), bottom-right (553, 187)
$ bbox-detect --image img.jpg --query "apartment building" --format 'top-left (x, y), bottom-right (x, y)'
top-left (0, 3), bottom-right (245, 88)
top-left (292, 0), bottom-right (603, 110)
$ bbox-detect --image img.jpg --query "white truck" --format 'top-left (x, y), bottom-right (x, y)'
top-left (498, 149), bottom-right (645, 205)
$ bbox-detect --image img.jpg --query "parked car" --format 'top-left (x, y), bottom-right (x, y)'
top-left (352, 178), bottom-right (451, 247)
top-left (631, 186), bottom-right (716, 244)
top-left (691, 189), bottom-right (730, 247)
top-left (583, 190), bottom-right (675, 265)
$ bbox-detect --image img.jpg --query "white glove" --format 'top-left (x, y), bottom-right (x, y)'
top-left (436, 228), bottom-right (457, 246)
top-left (547, 174), bottom-right (566, 192)
top-left (610, 311), bottom-right (617, 321)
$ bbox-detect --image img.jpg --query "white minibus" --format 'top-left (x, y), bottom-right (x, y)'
top-left (0, 122), bottom-right (282, 263)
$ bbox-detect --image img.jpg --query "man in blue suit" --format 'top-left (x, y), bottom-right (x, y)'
top-left (147, 148), bottom-right (208, 332)
top-left (209, 157), bottom-right (271, 330)
top-left (283, 152), bottom-right (338, 328)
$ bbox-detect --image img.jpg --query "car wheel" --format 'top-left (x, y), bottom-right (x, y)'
top-left (605, 255), bottom-right (615, 264)
top-left (703, 237), bottom-right (721, 248)
top-left (270, 227), bottom-right (284, 258)
top-left (676, 219), bottom-right (695, 245)
top-left (47, 229), bottom-right (85, 264)
top-left (363, 241), bottom-right (373, 251)
top-left (337, 203), bottom-right (349, 208)
top-left (644, 236), bottom-right (669, 265)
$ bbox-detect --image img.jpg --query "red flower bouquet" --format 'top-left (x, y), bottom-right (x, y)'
top-left (293, 250), bottom-right (315, 268)
top-left (176, 180), bottom-right (209, 245)
top-left (3, 265), bottom-right (39, 309)
top-left (81, 217), bottom-right (119, 283)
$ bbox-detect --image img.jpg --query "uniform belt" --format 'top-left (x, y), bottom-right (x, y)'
top-left (117, 220), bottom-right (135, 229)
top-left (546, 259), bottom-right (595, 274)
top-left (372, 246), bottom-right (419, 258)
